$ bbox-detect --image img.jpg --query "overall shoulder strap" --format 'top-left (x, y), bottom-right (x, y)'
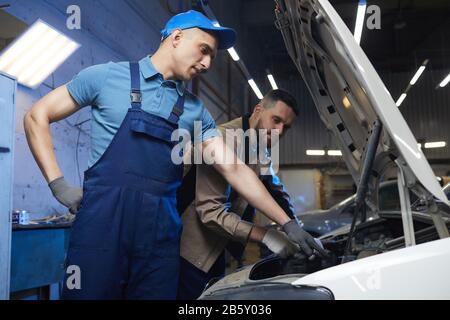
top-left (167, 91), bottom-right (185, 123)
top-left (129, 61), bottom-right (141, 109)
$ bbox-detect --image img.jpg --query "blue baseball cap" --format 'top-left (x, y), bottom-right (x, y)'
top-left (160, 10), bottom-right (236, 50)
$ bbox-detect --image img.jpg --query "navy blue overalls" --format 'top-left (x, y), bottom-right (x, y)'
top-left (62, 62), bottom-right (184, 300)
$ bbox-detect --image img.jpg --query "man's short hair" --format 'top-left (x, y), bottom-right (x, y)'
top-left (260, 89), bottom-right (299, 116)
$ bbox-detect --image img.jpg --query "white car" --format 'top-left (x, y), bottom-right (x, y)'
top-left (199, 0), bottom-right (450, 300)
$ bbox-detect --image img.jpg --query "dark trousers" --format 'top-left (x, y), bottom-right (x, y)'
top-left (177, 253), bottom-right (225, 300)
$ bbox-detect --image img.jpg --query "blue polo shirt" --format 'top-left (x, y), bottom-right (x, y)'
top-left (67, 56), bottom-right (217, 167)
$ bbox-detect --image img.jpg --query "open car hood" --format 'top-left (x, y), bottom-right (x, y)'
top-left (275, 0), bottom-right (449, 205)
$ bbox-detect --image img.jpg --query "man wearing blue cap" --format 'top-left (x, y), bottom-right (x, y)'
top-left (24, 10), bottom-right (323, 300)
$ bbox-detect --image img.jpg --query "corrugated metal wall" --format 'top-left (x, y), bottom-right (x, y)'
top-left (383, 69), bottom-right (450, 161)
top-left (273, 69), bottom-right (450, 165)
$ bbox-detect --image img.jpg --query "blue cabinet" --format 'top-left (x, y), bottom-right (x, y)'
top-left (10, 227), bottom-right (70, 295)
top-left (0, 72), bottom-right (16, 299)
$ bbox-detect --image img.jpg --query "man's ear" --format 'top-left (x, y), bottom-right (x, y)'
top-left (171, 29), bottom-right (183, 48)
top-left (253, 104), bottom-right (263, 118)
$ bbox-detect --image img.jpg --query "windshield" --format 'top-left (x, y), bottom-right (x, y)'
top-left (379, 183), bottom-right (419, 211)
top-left (332, 194), bottom-right (356, 210)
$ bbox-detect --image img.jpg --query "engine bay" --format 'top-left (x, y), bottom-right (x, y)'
top-left (250, 215), bottom-right (442, 281)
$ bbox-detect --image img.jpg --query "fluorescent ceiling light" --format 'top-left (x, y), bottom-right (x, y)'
top-left (342, 96), bottom-right (351, 109)
top-left (306, 150), bottom-right (325, 156)
top-left (0, 19), bottom-right (80, 89)
top-left (353, 0), bottom-right (367, 45)
top-left (409, 65), bottom-right (426, 85)
top-left (418, 143), bottom-right (422, 149)
top-left (396, 93), bottom-right (407, 107)
top-left (327, 150), bottom-right (342, 156)
top-left (248, 79), bottom-right (263, 99)
top-left (439, 74), bottom-right (450, 88)
top-left (424, 141), bottom-right (446, 149)
top-left (227, 47), bottom-right (240, 61)
top-left (267, 74), bottom-right (278, 90)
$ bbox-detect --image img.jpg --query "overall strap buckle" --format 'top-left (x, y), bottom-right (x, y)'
top-left (130, 89), bottom-right (142, 103)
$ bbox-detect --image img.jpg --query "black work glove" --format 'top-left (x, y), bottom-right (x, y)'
top-left (49, 176), bottom-right (83, 214)
top-left (282, 220), bottom-right (329, 258)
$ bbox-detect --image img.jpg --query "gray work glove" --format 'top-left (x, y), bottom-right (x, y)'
top-left (49, 176), bottom-right (83, 214)
top-left (262, 229), bottom-right (299, 258)
top-left (282, 220), bottom-right (328, 258)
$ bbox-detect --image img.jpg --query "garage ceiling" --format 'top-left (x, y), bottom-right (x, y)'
top-left (237, 0), bottom-right (450, 80)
